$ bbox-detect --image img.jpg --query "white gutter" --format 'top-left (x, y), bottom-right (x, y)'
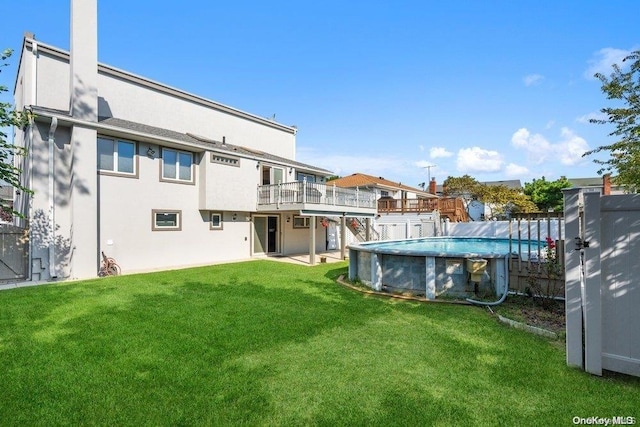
top-left (47, 117), bottom-right (58, 278)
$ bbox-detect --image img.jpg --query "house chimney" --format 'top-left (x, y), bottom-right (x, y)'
top-left (429, 177), bottom-right (437, 195)
top-left (70, 0), bottom-right (98, 121)
top-left (603, 174), bottom-right (611, 195)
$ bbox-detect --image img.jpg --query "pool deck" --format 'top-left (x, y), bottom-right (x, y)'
top-left (268, 251), bottom-right (347, 266)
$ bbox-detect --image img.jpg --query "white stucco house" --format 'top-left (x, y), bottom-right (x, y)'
top-left (11, 0), bottom-right (376, 281)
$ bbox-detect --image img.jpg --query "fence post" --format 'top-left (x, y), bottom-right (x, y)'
top-left (583, 191), bottom-right (602, 376)
top-left (563, 188), bottom-right (584, 369)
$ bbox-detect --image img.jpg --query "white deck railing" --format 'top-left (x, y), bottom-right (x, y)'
top-left (257, 180), bottom-right (376, 209)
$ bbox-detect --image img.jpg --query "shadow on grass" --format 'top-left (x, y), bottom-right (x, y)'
top-left (2, 261), bottom-right (639, 425)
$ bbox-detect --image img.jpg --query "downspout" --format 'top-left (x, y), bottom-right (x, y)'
top-left (48, 117), bottom-right (58, 278)
top-left (27, 39), bottom-right (38, 280)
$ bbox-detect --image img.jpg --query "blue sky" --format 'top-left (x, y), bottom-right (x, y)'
top-left (3, 1), bottom-right (638, 188)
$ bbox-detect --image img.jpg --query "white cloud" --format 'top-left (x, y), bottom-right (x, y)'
top-left (584, 47), bottom-right (630, 79)
top-left (415, 160), bottom-right (436, 168)
top-left (576, 112), bottom-right (607, 124)
top-left (456, 147), bottom-right (503, 173)
top-left (510, 127), bottom-right (590, 167)
top-left (429, 146), bottom-right (454, 159)
top-left (523, 74), bottom-right (544, 86)
top-left (511, 128), bottom-right (552, 164)
top-left (556, 127), bottom-right (590, 165)
top-left (504, 163), bottom-right (530, 177)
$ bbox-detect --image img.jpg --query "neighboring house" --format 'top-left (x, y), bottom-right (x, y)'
top-left (568, 175), bottom-right (625, 195)
top-left (470, 180), bottom-right (523, 221)
top-left (11, 0), bottom-right (376, 281)
top-left (329, 173), bottom-right (439, 212)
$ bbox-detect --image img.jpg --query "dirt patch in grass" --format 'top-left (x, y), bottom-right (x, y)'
top-left (492, 295), bottom-right (565, 336)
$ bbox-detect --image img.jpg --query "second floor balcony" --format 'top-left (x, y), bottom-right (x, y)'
top-left (257, 181), bottom-right (377, 216)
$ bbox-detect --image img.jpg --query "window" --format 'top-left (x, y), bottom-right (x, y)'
top-left (152, 210), bottom-right (182, 231)
top-left (293, 215), bottom-right (316, 229)
top-left (162, 148), bottom-right (193, 183)
top-left (98, 137), bottom-right (136, 176)
top-left (261, 165), bottom-right (284, 185)
top-left (210, 212), bottom-right (223, 230)
top-left (296, 172), bottom-right (316, 183)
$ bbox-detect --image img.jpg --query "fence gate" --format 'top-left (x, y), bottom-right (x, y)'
top-left (564, 189), bottom-right (640, 377)
top-left (0, 224), bottom-right (29, 283)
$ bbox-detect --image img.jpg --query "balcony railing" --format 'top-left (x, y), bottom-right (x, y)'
top-left (378, 197), bottom-right (469, 221)
top-left (257, 180), bottom-right (377, 209)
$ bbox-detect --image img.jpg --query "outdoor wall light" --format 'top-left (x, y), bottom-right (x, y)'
top-left (256, 162), bottom-right (261, 170)
top-left (286, 215), bottom-right (291, 223)
top-left (147, 147), bottom-right (156, 157)
top-left (232, 213), bottom-right (237, 221)
top-left (289, 167), bottom-right (293, 175)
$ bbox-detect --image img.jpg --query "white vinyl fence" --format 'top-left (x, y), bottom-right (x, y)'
top-left (564, 189), bottom-right (640, 377)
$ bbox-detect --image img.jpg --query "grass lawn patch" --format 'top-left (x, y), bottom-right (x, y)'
top-left (1, 261), bottom-right (638, 425)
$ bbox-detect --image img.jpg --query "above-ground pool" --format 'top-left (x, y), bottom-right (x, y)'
top-left (348, 237), bottom-right (545, 299)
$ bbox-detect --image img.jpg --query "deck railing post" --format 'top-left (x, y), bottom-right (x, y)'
top-left (302, 177), bottom-right (307, 204)
top-left (333, 183), bottom-right (336, 205)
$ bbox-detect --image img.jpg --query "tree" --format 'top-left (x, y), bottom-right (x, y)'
top-left (523, 176), bottom-right (572, 212)
top-left (444, 175), bottom-right (537, 219)
top-left (477, 184), bottom-right (538, 219)
top-left (1, 48), bottom-right (32, 218)
top-left (584, 50), bottom-right (640, 191)
top-left (442, 175), bottom-right (481, 210)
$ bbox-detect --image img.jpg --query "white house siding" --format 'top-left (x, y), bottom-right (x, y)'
top-left (27, 124), bottom-right (74, 280)
top-left (199, 152), bottom-right (261, 212)
top-left (12, 0), bottom-right (362, 281)
top-left (35, 53), bottom-right (72, 112)
top-left (98, 164), bottom-right (252, 273)
top-left (281, 218), bottom-right (334, 255)
top-left (96, 70), bottom-right (296, 159)
top-left (18, 41), bottom-right (296, 160)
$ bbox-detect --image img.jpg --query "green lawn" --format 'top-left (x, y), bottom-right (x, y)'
top-left (1, 261), bottom-right (638, 426)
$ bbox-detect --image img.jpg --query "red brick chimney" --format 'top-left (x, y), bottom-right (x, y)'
top-left (428, 178), bottom-right (437, 195)
top-left (603, 174), bottom-right (611, 195)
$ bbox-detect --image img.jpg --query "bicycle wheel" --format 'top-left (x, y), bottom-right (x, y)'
top-left (107, 262), bottom-right (121, 276)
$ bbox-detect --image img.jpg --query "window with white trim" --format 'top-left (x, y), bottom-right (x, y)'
top-left (152, 210), bottom-right (182, 231)
top-left (162, 148), bottom-right (193, 182)
top-left (210, 212), bottom-right (223, 230)
top-left (97, 137), bottom-right (136, 175)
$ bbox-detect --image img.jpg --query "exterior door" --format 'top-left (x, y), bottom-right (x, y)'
top-left (253, 215), bottom-right (280, 255)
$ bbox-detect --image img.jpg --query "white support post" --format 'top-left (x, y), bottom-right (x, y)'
top-left (583, 191), bottom-right (603, 376)
top-left (333, 183), bottom-right (336, 206)
top-left (425, 256), bottom-right (436, 299)
top-left (563, 188), bottom-right (584, 369)
top-left (340, 215), bottom-right (346, 260)
top-left (309, 216), bottom-right (316, 265)
top-left (371, 253), bottom-right (382, 291)
top-left (302, 177), bottom-right (307, 204)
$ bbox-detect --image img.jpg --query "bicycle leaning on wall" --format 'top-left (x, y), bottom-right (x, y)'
top-left (98, 251), bottom-right (121, 277)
